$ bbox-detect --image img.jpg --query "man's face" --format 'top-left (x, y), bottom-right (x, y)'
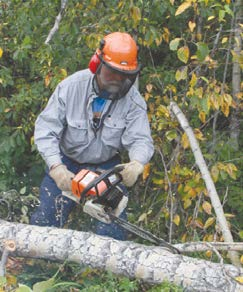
top-left (97, 64), bottom-right (128, 94)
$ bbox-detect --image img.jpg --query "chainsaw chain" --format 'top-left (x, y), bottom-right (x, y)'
top-left (109, 213), bottom-right (180, 254)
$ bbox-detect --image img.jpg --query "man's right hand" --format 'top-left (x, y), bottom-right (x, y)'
top-left (49, 164), bottom-right (75, 191)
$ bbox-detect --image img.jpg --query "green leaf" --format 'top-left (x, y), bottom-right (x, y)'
top-left (175, 66), bottom-right (188, 81)
top-left (20, 186), bottom-right (26, 195)
top-left (169, 38), bottom-right (181, 51)
top-left (33, 278), bottom-right (55, 292)
top-left (196, 42), bottom-right (209, 62)
top-left (219, 9), bottom-right (225, 21)
top-left (16, 284), bottom-right (33, 292)
top-left (165, 130), bottom-right (177, 141)
top-left (239, 231), bottom-right (243, 239)
top-left (0, 276), bottom-right (7, 286)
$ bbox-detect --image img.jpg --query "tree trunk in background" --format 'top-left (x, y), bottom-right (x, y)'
top-left (0, 220), bottom-right (243, 292)
top-left (230, 0), bottom-right (242, 150)
top-left (170, 101), bottom-right (240, 266)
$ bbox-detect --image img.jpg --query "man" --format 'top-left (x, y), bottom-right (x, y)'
top-left (31, 32), bottom-right (154, 240)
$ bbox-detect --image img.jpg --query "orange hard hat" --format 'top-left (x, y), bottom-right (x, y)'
top-left (97, 32), bottom-right (140, 74)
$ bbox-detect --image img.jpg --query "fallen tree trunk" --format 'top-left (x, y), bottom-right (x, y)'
top-left (0, 220), bottom-right (243, 292)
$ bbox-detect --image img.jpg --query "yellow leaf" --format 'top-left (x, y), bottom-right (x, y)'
top-left (240, 255), bottom-right (243, 264)
top-left (188, 20), bottom-right (196, 32)
top-left (199, 111), bottom-right (206, 123)
top-left (59, 68), bottom-right (67, 77)
top-left (202, 201), bottom-right (212, 215)
top-left (190, 72), bottom-right (197, 87)
top-left (225, 163), bottom-right (238, 180)
top-left (224, 213), bottom-right (235, 218)
top-left (45, 73), bottom-right (51, 87)
top-left (235, 276), bottom-right (243, 284)
top-left (195, 218), bottom-right (204, 229)
top-left (181, 232), bottom-right (187, 242)
top-left (175, 1), bottom-right (191, 16)
top-left (181, 132), bottom-right (190, 149)
top-left (211, 165), bottom-right (219, 182)
top-left (163, 27), bottom-right (170, 44)
top-left (175, 66), bottom-right (188, 81)
top-left (0, 47), bottom-right (3, 58)
top-left (143, 163), bottom-right (151, 181)
top-left (138, 212), bottom-right (147, 223)
top-left (146, 84), bottom-right (153, 93)
top-left (221, 102), bottom-right (230, 117)
top-left (194, 128), bottom-right (206, 140)
top-left (204, 217), bottom-right (215, 229)
top-left (207, 16), bottom-right (215, 21)
top-left (173, 214), bottom-right (180, 226)
top-left (223, 93), bottom-right (232, 106)
top-left (183, 198), bottom-right (192, 209)
top-left (205, 250), bottom-right (212, 258)
top-left (130, 6), bottom-right (141, 24)
top-left (6, 274), bottom-right (17, 286)
top-left (177, 46), bottom-right (190, 64)
top-left (222, 37), bottom-right (228, 44)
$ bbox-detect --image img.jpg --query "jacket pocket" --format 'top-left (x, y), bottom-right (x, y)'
top-left (64, 118), bottom-right (88, 146)
top-left (102, 118), bottom-right (125, 148)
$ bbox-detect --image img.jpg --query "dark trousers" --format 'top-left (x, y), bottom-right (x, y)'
top-left (30, 153), bottom-right (128, 240)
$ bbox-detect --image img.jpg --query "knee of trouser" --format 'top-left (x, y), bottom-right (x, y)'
top-left (95, 221), bottom-right (127, 241)
top-left (30, 208), bottom-right (60, 227)
top-left (95, 209), bottom-right (128, 241)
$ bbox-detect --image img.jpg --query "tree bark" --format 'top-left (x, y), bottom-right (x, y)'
top-left (229, 0), bottom-right (242, 150)
top-left (170, 101), bottom-right (240, 266)
top-left (0, 220), bottom-right (243, 292)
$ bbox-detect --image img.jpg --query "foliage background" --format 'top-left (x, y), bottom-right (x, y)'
top-left (0, 0), bottom-right (242, 290)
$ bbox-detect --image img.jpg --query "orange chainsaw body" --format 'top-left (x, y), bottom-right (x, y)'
top-left (71, 169), bottom-right (107, 200)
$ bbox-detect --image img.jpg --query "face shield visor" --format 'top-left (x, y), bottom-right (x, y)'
top-left (93, 62), bottom-right (140, 100)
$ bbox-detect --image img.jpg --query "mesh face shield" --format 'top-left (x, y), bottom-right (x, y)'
top-left (93, 62), bottom-right (139, 100)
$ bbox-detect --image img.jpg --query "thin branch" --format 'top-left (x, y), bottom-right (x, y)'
top-left (157, 147), bottom-right (174, 243)
top-left (175, 242), bottom-right (243, 253)
top-left (0, 240), bottom-right (16, 276)
top-left (45, 0), bottom-right (68, 45)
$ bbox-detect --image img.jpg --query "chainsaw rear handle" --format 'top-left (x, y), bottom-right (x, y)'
top-left (79, 165), bottom-right (124, 201)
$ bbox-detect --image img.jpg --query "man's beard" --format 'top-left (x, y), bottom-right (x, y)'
top-left (98, 75), bottom-right (123, 94)
top-left (102, 81), bottom-right (123, 94)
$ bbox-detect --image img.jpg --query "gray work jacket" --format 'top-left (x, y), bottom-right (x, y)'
top-left (34, 69), bottom-right (154, 168)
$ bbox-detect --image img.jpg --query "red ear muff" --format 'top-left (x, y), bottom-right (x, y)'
top-left (89, 52), bottom-right (101, 74)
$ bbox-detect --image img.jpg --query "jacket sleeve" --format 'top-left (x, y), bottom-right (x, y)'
top-left (121, 91), bottom-right (154, 165)
top-left (34, 84), bottom-right (67, 168)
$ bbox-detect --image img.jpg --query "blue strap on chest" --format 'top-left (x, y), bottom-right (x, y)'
top-left (92, 97), bottom-right (107, 113)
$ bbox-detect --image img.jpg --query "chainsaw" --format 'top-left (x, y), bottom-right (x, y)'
top-left (62, 166), bottom-right (180, 254)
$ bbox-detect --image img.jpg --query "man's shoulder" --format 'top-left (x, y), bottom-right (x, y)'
top-left (60, 69), bottom-right (93, 87)
top-left (127, 85), bottom-right (147, 109)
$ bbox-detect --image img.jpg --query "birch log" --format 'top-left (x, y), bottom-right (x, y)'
top-left (169, 101), bottom-right (240, 266)
top-left (0, 220), bottom-right (243, 292)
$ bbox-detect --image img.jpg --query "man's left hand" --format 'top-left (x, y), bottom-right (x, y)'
top-left (118, 160), bottom-right (144, 187)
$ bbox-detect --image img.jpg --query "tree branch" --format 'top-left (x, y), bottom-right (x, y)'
top-left (169, 101), bottom-right (240, 266)
top-left (45, 0), bottom-right (68, 45)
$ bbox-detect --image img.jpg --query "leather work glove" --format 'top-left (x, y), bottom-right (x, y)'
top-left (118, 160), bottom-right (144, 187)
top-left (49, 164), bottom-right (75, 191)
